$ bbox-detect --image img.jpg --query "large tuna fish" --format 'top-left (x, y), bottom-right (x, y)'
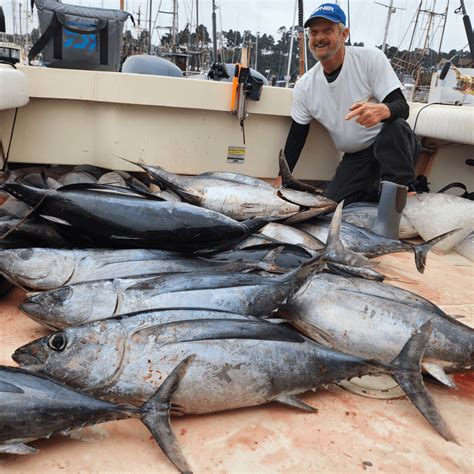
top-left (278, 273), bottom-right (474, 386)
top-left (0, 360), bottom-right (192, 472)
top-left (0, 183), bottom-right (266, 252)
top-left (0, 248), bottom-right (253, 291)
top-left (122, 158), bottom-right (336, 221)
top-left (13, 313), bottom-right (455, 442)
top-left (299, 218), bottom-right (457, 273)
top-left (20, 254), bottom-right (326, 328)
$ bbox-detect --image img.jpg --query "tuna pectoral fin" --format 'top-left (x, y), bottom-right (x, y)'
top-left (412, 229), bottom-right (462, 273)
top-left (0, 443), bottom-right (38, 455)
top-left (274, 394), bottom-right (318, 412)
top-left (389, 321), bottom-right (457, 443)
top-left (0, 380), bottom-right (24, 393)
top-left (326, 262), bottom-right (385, 281)
top-left (422, 362), bottom-right (457, 388)
top-left (141, 356), bottom-right (195, 474)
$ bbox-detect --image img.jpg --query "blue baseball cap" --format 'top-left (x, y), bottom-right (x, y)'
top-left (304, 3), bottom-right (347, 28)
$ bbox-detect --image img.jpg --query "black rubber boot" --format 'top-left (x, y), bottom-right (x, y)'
top-left (371, 181), bottom-right (407, 239)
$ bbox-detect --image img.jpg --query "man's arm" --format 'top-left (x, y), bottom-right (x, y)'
top-left (284, 120), bottom-right (311, 172)
top-left (382, 88), bottom-right (409, 121)
top-left (345, 88), bottom-right (409, 128)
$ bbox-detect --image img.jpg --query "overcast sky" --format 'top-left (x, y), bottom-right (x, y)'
top-left (3, 0), bottom-right (473, 53)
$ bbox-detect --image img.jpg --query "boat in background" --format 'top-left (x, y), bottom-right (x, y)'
top-left (0, 38), bottom-right (21, 65)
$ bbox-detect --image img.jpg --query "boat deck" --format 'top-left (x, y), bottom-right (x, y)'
top-left (0, 250), bottom-right (473, 473)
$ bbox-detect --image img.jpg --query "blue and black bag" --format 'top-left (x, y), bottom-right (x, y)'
top-left (28, 0), bottom-right (133, 71)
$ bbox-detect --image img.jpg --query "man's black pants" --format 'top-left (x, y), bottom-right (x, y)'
top-left (324, 119), bottom-right (420, 204)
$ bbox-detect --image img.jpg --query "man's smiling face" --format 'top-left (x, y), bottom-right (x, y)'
top-left (308, 18), bottom-right (348, 63)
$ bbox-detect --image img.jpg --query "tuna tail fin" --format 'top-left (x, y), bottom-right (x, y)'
top-left (278, 150), bottom-right (323, 194)
top-left (140, 355), bottom-right (195, 474)
top-left (278, 251), bottom-right (327, 297)
top-left (412, 228), bottom-right (463, 273)
top-left (324, 201), bottom-right (373, 269)
top-left (278, 149), bottom-right (297, 189)
top-left (389, 321), bottom-right (457, 443)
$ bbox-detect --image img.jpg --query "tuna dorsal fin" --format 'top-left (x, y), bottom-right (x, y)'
top-left (0, 380), bottom-right (24, 393)
top-left (133, 318), bottom-right (304, 344)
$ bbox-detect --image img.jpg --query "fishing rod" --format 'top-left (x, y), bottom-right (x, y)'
top-left (454, 0), bottom-right (473, 60)
top-left (439, 0), bottom-right (473, 81)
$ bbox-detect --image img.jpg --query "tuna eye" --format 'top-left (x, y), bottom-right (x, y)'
top-left (17, 249), bottom-right (33, 260)
top-left (47, 332), bottom-right (67, 351)
top-left (52, 287), bottom-right (72, 302)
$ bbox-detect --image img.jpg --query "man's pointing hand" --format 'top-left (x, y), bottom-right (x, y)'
top-left (345, 101), bottom-right (391, 128)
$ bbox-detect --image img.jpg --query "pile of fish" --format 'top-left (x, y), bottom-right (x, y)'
top-left (0, 160), bottom-right (472, 472)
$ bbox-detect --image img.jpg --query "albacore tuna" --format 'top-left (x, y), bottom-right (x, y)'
top-left (0, 360), bottom-right (193, 472)
top-left (122, 158), bottom-right (336, 221)
top-left (20, 253), bottom-right (327, 328)
top-left (299, 218), bottom-right (458, 273)
top-left (13, 313), bottom-right (455, 442)
top-left (0, 183), bottom-right (267, 252)
top-left (278, 273), bottom-right (474, 386)
top-left (0, 248), bottom-right (255, 290)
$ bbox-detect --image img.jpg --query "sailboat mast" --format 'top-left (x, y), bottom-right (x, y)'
top-left (148, 0), bottom-right (152, 54)
top-left (212, 0), bottom-right (218, 61)
top-left (382, 0), bottom-right (394, 53)
top-left (171, 0), bottom-right (177, 47)
top-left (195, 0), bottom-right (199, 47)
top-left (437, 0), bottom-right (449, 59)
top-left (12, 0), bottom-right (17, 37)
top-left (18, 2), bottom-right (22, 36)
top-left (346, 0), bottom-right (351, 45)
top-left (286, 0), bottom-right (297, 87)
top-left (407, 1), bottom-right (422, 74)
top-left (415, 0), bottom-right (437, 88)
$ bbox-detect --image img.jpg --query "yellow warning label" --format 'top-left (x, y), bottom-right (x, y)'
top-left (227, 146), bottom-right (246, 164)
